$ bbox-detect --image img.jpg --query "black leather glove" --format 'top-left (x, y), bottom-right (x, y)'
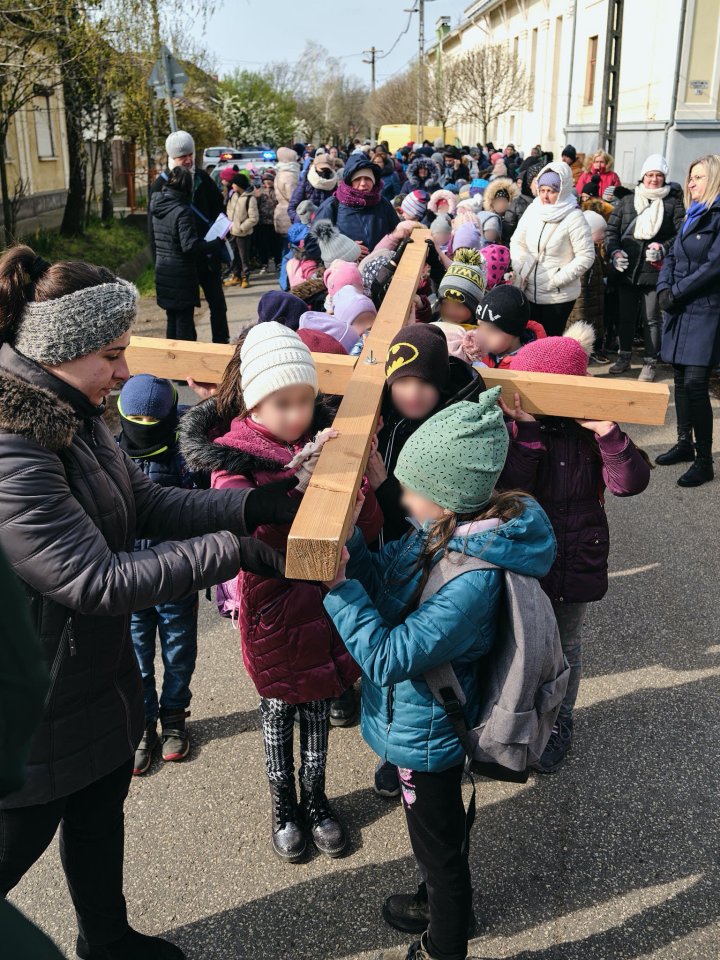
top-left (658, 288), bottom-right (676, 314)
top-left (243, 476), bottom-right (300, 533)
top-left (237, 538), bottom-right (286, 579)
top-left (425, 238), bottom-right (446, 286)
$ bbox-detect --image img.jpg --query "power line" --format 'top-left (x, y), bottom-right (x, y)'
top-left (377, 8), bottom-right (415, 61)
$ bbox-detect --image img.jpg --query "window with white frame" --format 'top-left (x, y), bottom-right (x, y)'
top-left (34, 94), bottom-right (56, 159)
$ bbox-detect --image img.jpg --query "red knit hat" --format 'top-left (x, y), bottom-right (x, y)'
top-left (297, 328), bottom-right (348, 355)
top-left (508, 321), bottom-right (595, 377)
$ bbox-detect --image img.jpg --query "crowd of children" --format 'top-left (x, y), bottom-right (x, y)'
top-left (132, 135), bottom-right (720, 960)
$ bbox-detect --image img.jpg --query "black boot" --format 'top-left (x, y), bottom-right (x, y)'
top-left (76, 927), bottom-right (185, 959)
top-left (329, 687), bottom-right (356, 727)
top-left (133, 721), bottom-right (158, 776)
top-left (655, 431), bottom-right (695, 465)
top-left (269, 780), bottom-right (306, 862)
top-left (300, 776), bottom-right (347, 858)
top-left (677, 454), bottom-right (714, 487)
top-left (382, 882), bottom-right (478, 937)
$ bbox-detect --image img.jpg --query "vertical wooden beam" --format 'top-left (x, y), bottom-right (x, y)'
top-left (285, 232), bottom-right (431, 581)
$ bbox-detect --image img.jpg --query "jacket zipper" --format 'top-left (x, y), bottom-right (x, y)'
top-left (532, 222), bottom-right (547, 302)
top-left (378, 418), bottom-right (406, 550)
top-left (43, 615), bottom-right (74, 712)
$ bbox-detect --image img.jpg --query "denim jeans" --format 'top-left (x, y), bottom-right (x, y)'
top-left (552, 601), bottom-right (589, 717)
top-left (130, 593), bottom-right (198, 723)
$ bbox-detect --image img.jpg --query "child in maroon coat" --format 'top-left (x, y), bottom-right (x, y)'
top-left (498, 321), bottom-right (651, 772)
top-left (180, 323), bottom-right (382, 863)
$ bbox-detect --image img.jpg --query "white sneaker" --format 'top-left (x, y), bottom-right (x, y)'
top-left (639, 362), bottom-right (657, 382)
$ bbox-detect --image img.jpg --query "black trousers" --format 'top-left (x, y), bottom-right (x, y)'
top-left (401, 764), bottom-right (471, 960)
top-left (165, 307), bottom-right (197, 342)
top-left (528, 299), bottom-right (576, 337)
top-left (197, 258), bottom-right (229, 343)
top-left (255, 224), bottom-right (282, 267)
top-left (673, 364), bottom-right (713, 454)
top-left (617, 285), bottom-right (661, 358)
top-left (0, 759), bottom-right (133, 947)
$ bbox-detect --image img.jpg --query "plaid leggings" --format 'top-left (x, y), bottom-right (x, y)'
top-left (259, 697), bottom-right (330, 783)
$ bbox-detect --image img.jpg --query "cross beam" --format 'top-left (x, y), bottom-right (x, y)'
top-left (126, 235), bottom-right (669, 580)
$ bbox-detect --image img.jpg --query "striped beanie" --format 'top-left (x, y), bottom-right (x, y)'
top-left (401, 189), bottom-right (429, 221)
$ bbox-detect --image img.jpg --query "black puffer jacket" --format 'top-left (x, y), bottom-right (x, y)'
top-left (504, 194), bottom-right (532, 241)
top-left (605, 185), bottom-right (685, 287)
top-left (151, 186), bottom-right (218, 310)
top-left (0, 346), bottom-right (248, 808)
top-left (148, 167), bottom-right (224, 259)
top-left (375, 359), bottom-right (485, 546)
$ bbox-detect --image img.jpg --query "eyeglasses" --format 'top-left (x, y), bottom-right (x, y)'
top-left (688, 174), bottom-right (707, 183)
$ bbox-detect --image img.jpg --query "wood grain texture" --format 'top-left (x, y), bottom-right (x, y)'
top-left (285, 232), bottom-right (432, 581)
top-left (480, 368), bottom-right (669, 426)
top-left (126, 336), bottom-right (357, 395)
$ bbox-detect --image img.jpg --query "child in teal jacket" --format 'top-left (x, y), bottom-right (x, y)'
top-left (323, 389), bottom-right (556, 960)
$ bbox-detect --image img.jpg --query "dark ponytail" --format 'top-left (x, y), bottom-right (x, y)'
top-left (0, 245), bottom-right (116, 346)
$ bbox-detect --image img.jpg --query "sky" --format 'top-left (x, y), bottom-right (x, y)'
top-left (202, 0), bottom-right (472, 85)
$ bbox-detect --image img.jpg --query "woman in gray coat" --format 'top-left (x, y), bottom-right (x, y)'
top-left (0, 246), bottom-right (297, 960)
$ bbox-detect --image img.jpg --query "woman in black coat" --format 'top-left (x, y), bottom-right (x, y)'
top-left (605, 154), bottom-right (685, 381)
top-left (0, 247), bottom-right (296, 959)
top-left (655, 154), bottom-right (720, 486)
top-left (150, 167), bottom-right (222, 342)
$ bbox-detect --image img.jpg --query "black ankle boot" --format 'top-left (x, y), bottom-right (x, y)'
top-left (300, 776), bottom-right (347, 858)
top-left (656, 432), bottom-right (695, 465)
top-left (269, 780), bottom-right (306, 862)
top-left (677, 456), bottom-right (714, 487)
top-left (76, 928), bottom-right (185, 959)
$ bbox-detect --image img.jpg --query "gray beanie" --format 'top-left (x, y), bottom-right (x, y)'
top-left (311, 220), bottom-right (360, 265)
top-left (13, 280), bottom-right (138, 365)
top-left (165, 130), bottom-right (195, 159)
top-left (296, 200), bottom-right (318, 225)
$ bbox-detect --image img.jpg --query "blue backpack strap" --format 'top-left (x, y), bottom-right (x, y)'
top-left (189, 202), bottom-right (211, 226)
top-left (160, 170), bottom-right (169, 182)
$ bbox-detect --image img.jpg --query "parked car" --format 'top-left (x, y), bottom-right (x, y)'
top-left (203, 146), bottom-right (277, 174)
top-left (210, 156), bottom-right (277, 187)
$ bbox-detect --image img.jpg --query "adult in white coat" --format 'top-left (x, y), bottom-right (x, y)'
top-left (510, 161), bottom-right (595, 335)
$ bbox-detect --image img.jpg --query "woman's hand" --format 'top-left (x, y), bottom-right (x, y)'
top-left (366, 452), bottom-right (388, 490)
top-left (243, 477), bottom-right (300, 532)
top-left (498, 392), bottom-right (535, 422)
top-left (187, 378), bottom-right (218, 400)
top-left (575, 419), bottom-right (615, 437)
top-left (645, 242), bottom-right (664, 263)
top-left (323, 546), bottom-right (349, 591)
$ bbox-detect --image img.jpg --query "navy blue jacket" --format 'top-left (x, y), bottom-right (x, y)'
top-left (658, 198), bottom-right (720, 366)
top-left (315, 153), bottom-right (398, 251)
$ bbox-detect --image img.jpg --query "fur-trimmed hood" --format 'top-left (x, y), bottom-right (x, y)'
top-left (179, 396), bottom-right (334, 480)
top-left (406, 157), bottom-right (441, 190)
top-left (483, 177), bottom-right (519, 211)
top-left (428, 189), bottom-right (458, 216)
top-left (0, 344), bottom-right (93, 452)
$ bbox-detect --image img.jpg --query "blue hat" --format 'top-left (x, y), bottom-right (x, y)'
top-left (257, 291), bottom-right (308, 331)
top-left (118, 375), bottom-right (177, 422)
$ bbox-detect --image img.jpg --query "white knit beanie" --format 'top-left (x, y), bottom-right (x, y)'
top-left (240, 321), bottom-right (318, 411)
top-left (639, 154), bottom-right (669, 180)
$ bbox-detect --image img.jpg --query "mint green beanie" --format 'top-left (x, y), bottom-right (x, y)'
top-left (394, 388), bottom-right (509, 513)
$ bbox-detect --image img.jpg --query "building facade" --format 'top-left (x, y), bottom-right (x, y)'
top-left (427, 0), bottom-right (720, 183)
top-left (1, 86), bottom-right (70, 230)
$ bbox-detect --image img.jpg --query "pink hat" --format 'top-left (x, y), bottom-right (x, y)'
top-left (491, 152), bottom-right (503, 164)
top-left (323, 261), bottom-right (363, 298)
top-left (428, 189), bottom-right (458, 216)
top-left (508, 321), bottom-right (595, 377)
top-left (299, 310), bottom-right (360, 354)
top-left (480, 244), bottom-right (511, 289)
top-left (333, 286), bottom-right (377, 327)
top-left (220, 167), bottom-right (236, 183)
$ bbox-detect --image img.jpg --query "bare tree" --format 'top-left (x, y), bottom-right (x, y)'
top-left (425, 56), bottom-right (467, 141)
top-left (455, 44), bottom-right (530, 144)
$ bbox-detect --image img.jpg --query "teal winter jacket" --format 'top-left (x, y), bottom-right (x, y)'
top-left (324, 500), bottom-right (556, 773)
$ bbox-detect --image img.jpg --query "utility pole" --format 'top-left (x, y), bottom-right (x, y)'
top-left (598, 0), bottom-right (624, 156)
top-left (363, 46), bottom-right (382, 145)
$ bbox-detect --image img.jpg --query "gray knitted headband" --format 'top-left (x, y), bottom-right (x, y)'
top-left (13, 280), bottom-right (138, 365)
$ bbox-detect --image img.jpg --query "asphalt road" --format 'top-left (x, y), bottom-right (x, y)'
top-left (8, 282), bottom-right (720, 959)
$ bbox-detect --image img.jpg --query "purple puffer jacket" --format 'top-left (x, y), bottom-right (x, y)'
top-left (179, 397), bottom-right (382, 704)
top-left (287, 172), bottom-right (337, 224)
top-left (499, 419), bottom-right (650, 603)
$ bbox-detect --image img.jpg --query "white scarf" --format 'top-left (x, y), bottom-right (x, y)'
top-left (633, 183), bottom-right (670, 240)
top-left (307, 165), bottom-right (338, 192)
top-left (534, 193), bottom-right (579, 223)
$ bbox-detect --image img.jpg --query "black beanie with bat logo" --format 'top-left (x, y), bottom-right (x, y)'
top-left (385, 323), bottom-right (450, 393)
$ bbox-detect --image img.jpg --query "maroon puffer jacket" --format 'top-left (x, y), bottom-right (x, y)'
top-left (180, 398), bottom-right (382, 703)
top-left (499, 419), bottom-right (650, 603)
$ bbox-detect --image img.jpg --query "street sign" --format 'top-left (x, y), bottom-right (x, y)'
top-left (149, 46), bottom-right (188, 100)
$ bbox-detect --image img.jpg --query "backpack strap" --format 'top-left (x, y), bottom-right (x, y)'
top-left (421, 553), bottom-right (501, 764)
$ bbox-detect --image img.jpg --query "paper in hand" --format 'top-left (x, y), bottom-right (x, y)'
top-left (204, 213), bottom-right (232, 242)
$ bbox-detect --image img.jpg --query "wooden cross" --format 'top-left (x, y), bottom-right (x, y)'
top-left (127, 231), bottom-right (669, 581)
